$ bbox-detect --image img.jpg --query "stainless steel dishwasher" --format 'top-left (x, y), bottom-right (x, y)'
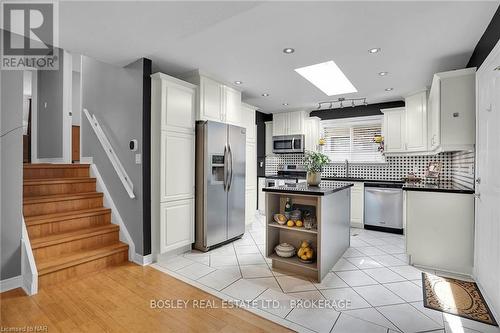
top-left (364, 182), bottom-right (404, 234)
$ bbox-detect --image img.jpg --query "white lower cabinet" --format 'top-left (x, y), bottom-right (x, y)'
top-left (258, 177), bottom-right (266, 213)
top-left (350, 182), bottom-right (364, 228)
top-left (245, 188), bottom-right (257, 225)
top-left (160, 199), bottom-right (194, 253)
top-left (406, 191), bottom-right (474, 275)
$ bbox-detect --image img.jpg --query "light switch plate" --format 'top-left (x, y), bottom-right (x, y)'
top-left (135, 154), bottom-right (142, 164)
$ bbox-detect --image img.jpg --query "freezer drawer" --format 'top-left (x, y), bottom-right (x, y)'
top-left (364, 187), bottom-right (403, 230)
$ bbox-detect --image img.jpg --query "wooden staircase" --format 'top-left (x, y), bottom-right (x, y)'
top-left (23, 164), bottom-right (129, 288)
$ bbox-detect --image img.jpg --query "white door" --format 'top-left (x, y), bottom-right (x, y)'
top-left (161, 131), bottom-right (195, 202)
top-left (160, 199), bottom-right (194, 253)
top-left (405, 91), bottom-right (427, 152)
top-left (474, 46), bottom-right (500, 315)
top-left (272, 113), bottom-right (288, 136)
top-left (383, 108), bottom-right (406, 152)
top-left (245, 141), bottom-right (257, 190)
top-left (162, 82), bottom-right (195, 134)
top-left (428, 77), bottom-right (441, 150)
top-left (224, 86), bottom-right (242, 125)
top-left (288, 111), bottom-right (305, 135)
top-left (200, 77), bottom-right (223, 122)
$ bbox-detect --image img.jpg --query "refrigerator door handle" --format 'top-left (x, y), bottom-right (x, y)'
top-left (227, 144), bottom-right (234, 192)
top-left (223, 145), bottom-right (228, 192)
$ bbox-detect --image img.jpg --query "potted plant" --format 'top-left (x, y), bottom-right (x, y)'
top-left (303, 151), bottom-right (330, 186)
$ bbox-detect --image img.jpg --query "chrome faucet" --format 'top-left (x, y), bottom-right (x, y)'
top-left (345, 159), bottom-right (350, 177)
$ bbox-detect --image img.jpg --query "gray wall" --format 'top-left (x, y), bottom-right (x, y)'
top-left (81, 57), bottom-right (145, 254)
top-left (0, 70), bottom-right (24, 280)
top-left (37, 48), bottom-right (63, 159)
top-left (72, 71), bottom-right (81, 126)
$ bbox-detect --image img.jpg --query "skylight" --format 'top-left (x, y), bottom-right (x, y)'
top-left (294, 60), bottom-right (357, 96)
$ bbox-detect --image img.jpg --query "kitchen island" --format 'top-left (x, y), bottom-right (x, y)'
top-left (263, 181), bottom-right (353, 282)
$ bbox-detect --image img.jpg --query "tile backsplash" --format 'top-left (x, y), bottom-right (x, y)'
top-left (451, 151), bottom-right (475, 188)
top-left (266, 152), bottom-right (474, 186)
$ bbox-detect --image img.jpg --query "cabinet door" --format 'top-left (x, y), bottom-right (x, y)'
top-left (383, 109), bottom-right (406, 152)
top-left (224, 86), bottom-right (242, 125)
top-left (241, 105), bottom-right (256, 142)
top-left (305, 117), bottom-right (320, 152)
top-left (258, 177), bottom-right (266, 213)
top-left (162, 81), bottom-right (195, 134)
top-left (428, 77), bottom-right (441, 150)
top-left (350, 182), bottom-right (364, 228)
top-left (272, 113), bottom-right (288, 136)
top-left (160, 199), bottom-right (194, 253)
top-left (200, 77), bottom-right (223, 121)
top-left (246, 141), bottom-right (257, 190)
top-left (288, 111), bottom-right (305, 135)
top-left (405, 91), bottom-right (427, 152)
top-left (161, 131), bottom-right (195, 202)
top-left (265, 122), bottom-right (273, 155)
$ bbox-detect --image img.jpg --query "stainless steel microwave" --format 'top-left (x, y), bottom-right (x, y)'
top-left (272, 134), bottom-right (305, 154)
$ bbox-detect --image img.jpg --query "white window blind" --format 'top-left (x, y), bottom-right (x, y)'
top-left (321, 116), bottom-right (384, 163)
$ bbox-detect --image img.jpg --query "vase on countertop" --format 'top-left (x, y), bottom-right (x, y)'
top-left (306, 171), bottom-right (321, 186)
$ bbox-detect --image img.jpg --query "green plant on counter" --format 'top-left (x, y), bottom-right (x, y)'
top-left (302, 151), bottom-right (330, 173)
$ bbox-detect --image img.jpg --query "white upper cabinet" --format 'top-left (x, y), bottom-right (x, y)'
top-left (161, 80), bottom-right (196, 134)
top-left (405, 90), bottom-right (428, 152)
top-left (272, 112), bottom-right (289, 136)
top-left (382, 107), bottom-right (406, 153)
top-left (272, 111), bottom-right (308, 136)
top-left (428, 68), bottom-right (476, 152)
top-left (200, 76), bottom-right (223, 122)
top-left (305, 116), bottom-right (320, 152)
top-left (241, 103), bottom-right (256, 142)
top-left (224, 86), bottom-right (242, 125)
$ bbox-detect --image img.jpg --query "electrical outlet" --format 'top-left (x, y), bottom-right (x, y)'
top-left (413, 166), bottom-right (419, 173)
top-left (135, 154), bottom-right (142, 164)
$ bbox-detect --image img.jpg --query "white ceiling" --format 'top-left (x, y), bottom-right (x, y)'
top-left (59, 1), bottom-right (498, 113)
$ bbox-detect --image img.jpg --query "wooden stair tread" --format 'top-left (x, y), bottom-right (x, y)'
top-left (23, 192), bottom-right (103, 204)
top-left (30, 224), bottom-right (119, 247)
top-left (24, 177), bottom-right (95, 185)
top-left (37, 242), bottom-right (128, 275)
top-left (23, 164), bottom-right (90, 169)
top-left (25, 207), bottom-right (111, 225)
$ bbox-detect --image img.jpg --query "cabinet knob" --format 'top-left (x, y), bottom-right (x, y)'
top-left (474, 193), bottom-right (481, 199)
top-left (476, 177), bottom-right (481, 184)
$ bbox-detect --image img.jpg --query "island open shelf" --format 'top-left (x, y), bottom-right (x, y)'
top-left (264, 181), bottom-right (352, 282)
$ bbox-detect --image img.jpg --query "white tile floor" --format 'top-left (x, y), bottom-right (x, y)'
top-left (152, 214), bottom-right (500, 333)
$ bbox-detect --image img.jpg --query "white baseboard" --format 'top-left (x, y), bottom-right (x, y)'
top-left (0, 275), bottom-right (22, 293)
top-left (133, 253), bottom-right (153, 266)
top-left (80, 156), bottom-right (93, 164)
top-left (89, 164), bottom-right (136, 262)
top-left (21, 218), bottom-right (38, 295)
top-left (35, 157), bottom-right (66, 163)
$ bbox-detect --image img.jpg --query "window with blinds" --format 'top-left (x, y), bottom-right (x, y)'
top-left (321, 116), bottom-right (384, 163)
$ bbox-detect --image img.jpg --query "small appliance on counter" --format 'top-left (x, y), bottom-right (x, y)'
top-left (265, 164), bottom-right (307, 188)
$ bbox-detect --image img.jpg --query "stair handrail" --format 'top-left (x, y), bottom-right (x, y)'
top-left (83, 108), bottom-right (135, 199)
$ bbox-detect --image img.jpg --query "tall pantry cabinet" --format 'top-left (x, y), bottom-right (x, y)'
top-left (151, 73), bottom-right (196, 258)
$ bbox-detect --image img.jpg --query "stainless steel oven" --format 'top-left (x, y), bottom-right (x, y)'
top-left (272, 135), bottom-right (305, 154)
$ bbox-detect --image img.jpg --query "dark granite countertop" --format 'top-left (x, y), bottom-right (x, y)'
top-left (263, 181), bottom-right (354, 196)
top-left (402, 181), bottom-right (474, 194)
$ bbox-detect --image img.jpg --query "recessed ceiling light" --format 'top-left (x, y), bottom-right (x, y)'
top-left (282, 103), bottom-right (289, 106)
top-left (234, 80), bottom-right (243, 85)
top-left (385, 87), bottom-right (394, 91)
top-left (368, 48), bottom-right (381, 54)
top-left (262, 93), bottom-right (269, 97)
top-left (378, 72), bottom-right (388, 76)
top-left (294, 60), bottom-right (357, 96)
top-left (283, 48), bottom-right (295, 54)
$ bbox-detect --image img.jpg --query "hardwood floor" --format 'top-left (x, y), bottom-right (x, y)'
top-left (0, 263), bottom-right (291, 333)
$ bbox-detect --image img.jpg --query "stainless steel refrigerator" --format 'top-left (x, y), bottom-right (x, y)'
top-left (195, 121), bottom-right (246, 251)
